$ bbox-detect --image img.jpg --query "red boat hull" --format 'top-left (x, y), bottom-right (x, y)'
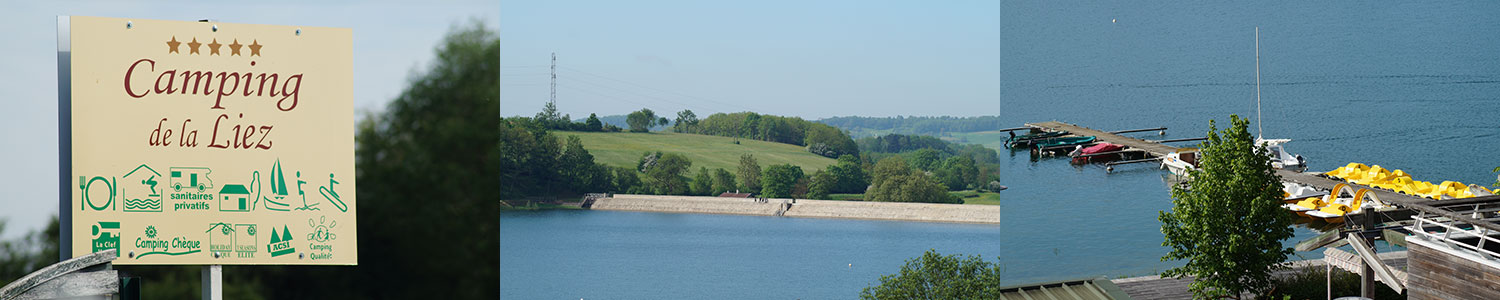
top-left (1070, 143), bottom-right (1125, 164)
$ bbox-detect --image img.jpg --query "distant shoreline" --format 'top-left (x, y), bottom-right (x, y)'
top-left (589, 194), bottom-right (1000, 224)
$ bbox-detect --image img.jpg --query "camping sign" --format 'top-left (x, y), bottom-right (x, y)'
top-left (61, 16), bottom-right (356, 265)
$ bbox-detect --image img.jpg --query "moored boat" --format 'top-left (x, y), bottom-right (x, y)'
top-left (1031, 136), bottom-right (1095, 149)
top-left (1005, 130), bottom-right (1069, 149)
top-left (1068, 142), bottom-right (1125, 164)
top-left (1160, 149), bottom-right (1199, 177)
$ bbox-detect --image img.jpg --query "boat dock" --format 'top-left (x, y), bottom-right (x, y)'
top-left (1022, 121), bottom-right (1436, 206)
top-left (1274, 169), bottom-right (1432, 206)
top-left (1025, 121), bottom-right (1182, 157)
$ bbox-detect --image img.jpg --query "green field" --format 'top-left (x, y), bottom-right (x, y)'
top-left (560, 131), bottom-right (838, 172)
top-left (940, 130), bottom-right (1006, 150)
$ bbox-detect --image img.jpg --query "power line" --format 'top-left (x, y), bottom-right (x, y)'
top-left (557, 66), bottom-right (759, 112)
top-left (558, 84), bottom-right (663, 111)
top-left (559, 76), bottom-right (714, 113)
top-left (550, 53), bottom-right (557, 106)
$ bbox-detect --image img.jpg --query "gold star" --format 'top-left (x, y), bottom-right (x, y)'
top-left (229, 39), bottom-right (243, 56)
top-left (208, 39), bottom-right (222, 55)
top-left (248, 40), bottom-right (262, 57)
top-left (166, 36), bottom-right (181, 53)
top-left (187, 38), bottom-right (202, 55)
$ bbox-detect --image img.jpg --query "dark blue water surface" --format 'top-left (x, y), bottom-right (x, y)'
top-left (500, 210), bottom-right (1001, 299)
top-left (1001, 1), bottom-right (1500, 284)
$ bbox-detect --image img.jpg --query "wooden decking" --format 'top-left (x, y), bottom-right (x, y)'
top-left (1025, 121), bottom-right (1182, 157)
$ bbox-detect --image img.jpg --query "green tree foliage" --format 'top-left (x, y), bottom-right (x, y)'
top-left (644, 152), bottom-right (693, 195)
top-left (803, 123), bottom-right (859, 158)
top-left (672, 109), bottom-right (700, 133)
top-left (347, 21), bottom-right (499, 299)
top-left (858, 133), bottom-right (999, 191)
top-left (906, 148), bottom-right (943, 171)
top-left (760, 164), bottom-right (805, 198)
top-left (867, 157), bottom-right (959, 204)
top-left (807, 170), bottom-right (835, 200)
top-left (738, 154), bottom-right (763, 193)
top-left (819, 116), bottom-right (1002, 137)
top-left (626, 108), bottom-right (667, 132)
top-left (534, 101), bottom-right (569, 129)
top-left (859, 249), bottom-right (1002, 299)
top-left (559, 135), bottom-right (614, 193)
top-left (690, 112), bottom-right (858, 158)
top-left (500, 118), bottom-right (562, 198)
top-left (936, 156), bottom-right (979, 191)
top-left (711, 168), bottom-right (738, 195)
top-left (691, 167), bottom-right (713, 196)
top-left (0, 217), bottom-right (58, 286)
top-left (857, 134), bottom-right (951, 154)
top-left (613, 166), bottom-right (647, 194)
top-left (1158, 115), bottom-right (1294, 299)
top-left (584, 113), bottom-right (604, 132)
top-left (825, 155), bottom-right (869, 193)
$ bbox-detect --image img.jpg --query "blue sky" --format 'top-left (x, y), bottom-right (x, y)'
top-left (0, 0), bottom-right (494, 239)
top-left (500, 0), bottom-right (999, 120)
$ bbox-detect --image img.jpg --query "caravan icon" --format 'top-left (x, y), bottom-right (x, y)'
top-left (170, 167), bottom-right (214, 193)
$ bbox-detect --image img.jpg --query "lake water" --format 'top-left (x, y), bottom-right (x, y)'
top-left (500, 210), bottom-right (1000, 299)
top-left (1001, 1), bottom-right (1500, 284)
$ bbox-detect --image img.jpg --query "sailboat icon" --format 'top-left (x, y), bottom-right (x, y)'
top-left (259, 160), bottom-right (293, 211)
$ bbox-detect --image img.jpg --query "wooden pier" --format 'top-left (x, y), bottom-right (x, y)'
top-left (1025, 121), bottom-right (1182, 157)
top-left (1023, 121), bottom-right (1437, 206)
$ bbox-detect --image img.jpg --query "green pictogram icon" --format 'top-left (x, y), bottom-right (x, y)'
top-left (122, 164), bottom-right (163, 212)
top-left (91, 221), bottom-right (120, 257)
top-left (305, 216), bottom-right (336, 260)
top-left (317, 173), bottom-right (348, 212)
top-left (254, 159), bottom-right (294, 211)
top-left (292, 170), bottom-right (319, 211)
top-left (267, 225), bottom-right (295, 257)
top-left (145, 225), bottom-right (158, 238)
top-left (218, 184), bottom-right (253, 212)
top-left (169, 167), bottom-right (214, 193)
top-left (78, 176), bottom-right (116, 211)
top-left (307, 216), bottom-right (337, 242)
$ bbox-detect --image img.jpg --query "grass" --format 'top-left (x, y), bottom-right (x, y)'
top-left (950, 190), bottom-right (1002, 205)
top-left (941, 130), bottom-right (1006, 151)
top-left (823, 190), bottom-right (1000, 205)
top-left (560, 131), bottom-right (838, 172)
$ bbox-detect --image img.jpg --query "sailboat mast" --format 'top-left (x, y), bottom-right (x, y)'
top-left (1256, 27), bottom-right (1263, 140)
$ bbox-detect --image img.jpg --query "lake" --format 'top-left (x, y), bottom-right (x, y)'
top-left (500, 210), bottom-right (1000, 299)
top-left (1001, 1), bottom-right (1500, 284)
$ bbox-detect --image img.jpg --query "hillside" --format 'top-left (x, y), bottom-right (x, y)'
top-left (941, 130), bottom-right (1005, 150)
top-left (559, 131), bottom-right (838, 173)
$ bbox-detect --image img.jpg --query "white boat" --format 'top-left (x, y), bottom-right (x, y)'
top-left (1257, 138), bottom-right (1306, 171)
top-left (1160, 150), bottom-right (1199, 177)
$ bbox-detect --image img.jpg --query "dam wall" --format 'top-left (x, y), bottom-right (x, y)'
top-left (590, 194), bottom-right (999, 224)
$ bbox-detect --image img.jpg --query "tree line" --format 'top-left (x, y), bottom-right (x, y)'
top-left (817, 115), bottom-right (1001, 137)
top-left (679, 111), bottom-right (858, 159)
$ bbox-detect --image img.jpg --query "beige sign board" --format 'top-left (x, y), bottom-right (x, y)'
top-left (67, 16), bottom-right (356, 265)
